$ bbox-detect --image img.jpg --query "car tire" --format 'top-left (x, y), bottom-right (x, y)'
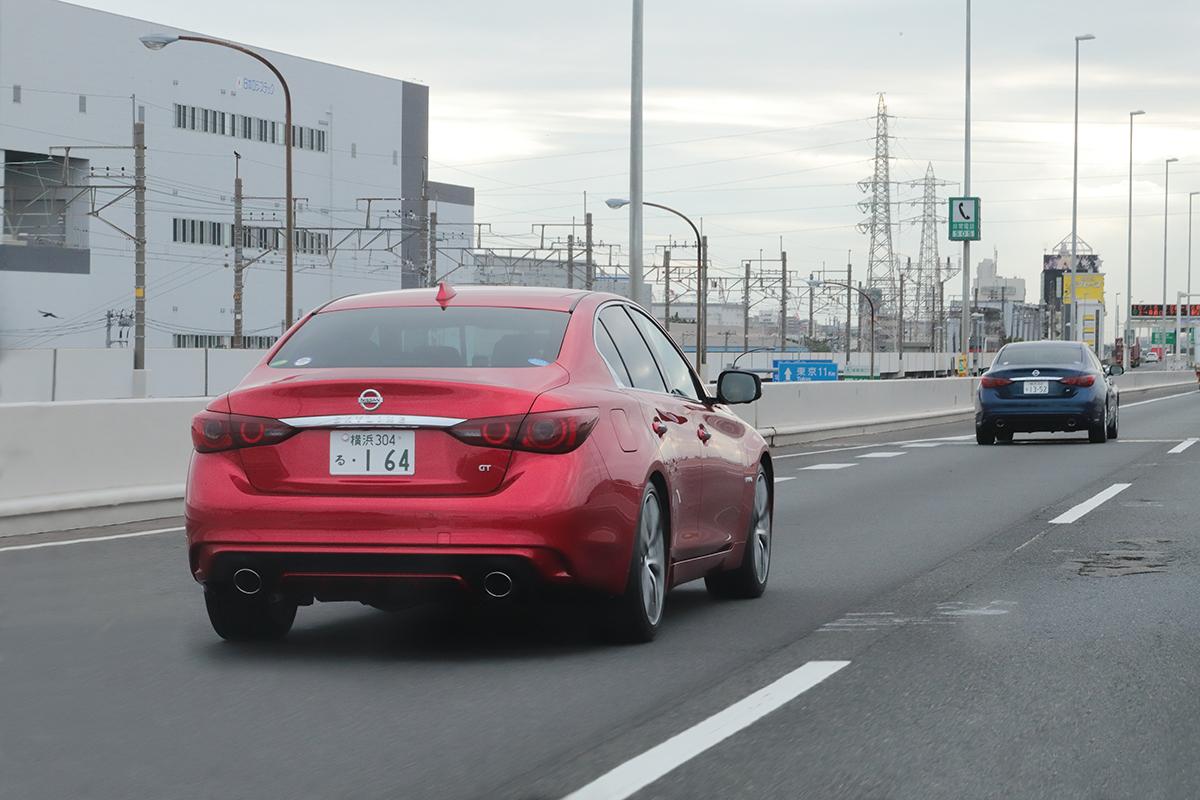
top-left (976, 427), bottom-right (995, 445)
top-left (607, 483), bottom-right (668, 644)
top-left (1107, 407), bottom-right (1119, 440)
top-left (995, 431), bottom-right (1014, 444)
top-left (204, 584), bottom-right (297, 642)
top-left (706, 466), bottom-right (772, 600)
top-left (1088, 415), bottom-right (1108, 444)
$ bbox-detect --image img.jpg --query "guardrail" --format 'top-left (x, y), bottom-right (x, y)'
top-left (0, 371), bottom-right (1194, 537)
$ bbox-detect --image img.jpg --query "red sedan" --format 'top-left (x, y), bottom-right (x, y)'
top-left (185, 285), bottom-right (772, 642)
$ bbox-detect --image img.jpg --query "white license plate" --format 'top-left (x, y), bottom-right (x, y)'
top-left (1023, 381), bottom-right (1049, 395)
top-left (330, 430), bottom-right (415, 475)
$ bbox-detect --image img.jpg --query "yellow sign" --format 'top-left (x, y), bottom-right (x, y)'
top-left (1063, 274), bottom-right (1105, 303)
top-left (134, 287), bottom-right (145, 298)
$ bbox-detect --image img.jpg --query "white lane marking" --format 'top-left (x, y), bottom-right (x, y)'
top-left (1048, 483), bottom-right (1131, 525)
top-left (775, 476), bottom-right (797, 484)
top-left (775, 433), bottom-right (974, 461)
top-left (857, 451), bottom-right (906, 459)
top-left (1014, 530), bottom-right (1048, 552)
top-left (799, 463), bottom-right (857, 471)
top-left (1122, 390), bottom-right (1197, 408)
top-left (1168, 438), bottom-right (1198, 454)
top-left (562, 660), bottom-right (850, 800)
top-left (0, 526), bottom-right (184, 554)
top-left (902, 442), bottom-right (943, 448)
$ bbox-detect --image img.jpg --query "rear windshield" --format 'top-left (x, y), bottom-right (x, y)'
top-left (993, 343), bottom-right (1085, 367)
top-left (269, 306), bottom-right (570, 368)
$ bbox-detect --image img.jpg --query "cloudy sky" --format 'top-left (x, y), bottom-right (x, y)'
top-left (83, 0), bottom-right (1200, 324)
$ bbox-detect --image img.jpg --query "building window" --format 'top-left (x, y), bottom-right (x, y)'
top-left (392, 149), bottom-right (398, 166)
top-left (12, 84), bottom-right (20, 103)
top-left (78, 95), bottom-right (87, 113)
top-left (351, 142), bottom-right (357, 159)
top-left (171, 106), bottom-right (327, 153)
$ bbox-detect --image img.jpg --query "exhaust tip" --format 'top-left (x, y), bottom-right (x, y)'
top-left (1066, 418), bottom-right (1078, 429)
top-left (995, 418), bottom-right (1006, 428)
top-left (482, 571), bottom-right (513, 599)
top-left (233, 568), bottom-right (263, 596)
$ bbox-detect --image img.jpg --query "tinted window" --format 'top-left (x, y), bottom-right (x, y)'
top-left (598, 306), bottom-right (667, 393)
top-left (595, 321), bottom-right (632, 387)
top-left (269, 307), bottom-right (569, 368)
top-left (628, 308), bottom-right (701, 400)
top-left (994, 343), bottom-right (1086, 367)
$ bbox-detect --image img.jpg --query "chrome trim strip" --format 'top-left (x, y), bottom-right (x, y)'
top-left (1010, 376), bottom-right (1062, 382)
top-left (279, 414), bottom-right (465, 429)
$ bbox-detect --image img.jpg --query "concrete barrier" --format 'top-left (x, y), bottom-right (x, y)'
top-left (0, 397), bottom-right (206, 536)
top-left (0, 370), bottom-right (1194, 537)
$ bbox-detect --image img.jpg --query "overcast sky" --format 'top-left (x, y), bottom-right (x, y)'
top-left (82, 0), bottom-right (1200, 323)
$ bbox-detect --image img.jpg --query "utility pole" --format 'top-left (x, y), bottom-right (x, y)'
top-left (106, 310), bottom-right (115, 349)
top-left (585, 212), bottom-right (595, 290)
top-left (662, 248), bottom-right (671, 331)
top-left (133, 119), bottom-right (147, 394)
top-left (628, 0), bottom-right (644, 304)
top-left (566, 234), bottom-right (575, 289)
top-left (428, 210), bottom-right (438, 285)
top-left (232, 152), bottom-right (244, 348)
top-left (846, 254), bottom-right (853, 365)
top-left (743, 260), bottom-right (751, 352)
top-left (899, 271), bottom-right (906, 365)
top-left (808, 278), bottom-right (815, 341)
top-left (779, 249), bottom-right (788, 351)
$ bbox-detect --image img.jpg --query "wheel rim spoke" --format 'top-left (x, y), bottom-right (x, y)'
top-left (640, 494), bottom-right (665, 624)
top-left (752, 474), bottom-right (771, 581)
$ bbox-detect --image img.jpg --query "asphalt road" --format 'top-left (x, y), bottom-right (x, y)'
top-left (2, 384), bottom-right (1198, 800)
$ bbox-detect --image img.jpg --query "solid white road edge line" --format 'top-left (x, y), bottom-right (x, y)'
top-left (562, 660), bottom-right (850, 800)
top-left (1168, 438), bottom-right (1199, 454)
top-left (1121, 390), bottom-right (1197, 408)
top-left (1048, 484), bottom-right (1131, 525)
top-left (775, 433), bottom-right (973, 460)
top-left (775, 477), bottom-right (798, 483)
top-left (0, 526), bottom-right (185, 553)
top-left (799, 463), bottom-right (857, 471)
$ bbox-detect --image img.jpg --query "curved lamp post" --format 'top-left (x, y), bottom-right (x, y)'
top-left (805, 278), bottom-right (876, 379)
top-left (607, 198), bottom-right (706, 374)
top-left (141, 33), bottom-right (296, 330)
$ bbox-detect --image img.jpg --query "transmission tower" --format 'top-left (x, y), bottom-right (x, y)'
top-left (857, 94), bottom-right (897, 347)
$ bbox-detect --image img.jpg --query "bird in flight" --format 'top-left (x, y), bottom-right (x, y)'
top-left (37, 309), bottom-right (61, 319)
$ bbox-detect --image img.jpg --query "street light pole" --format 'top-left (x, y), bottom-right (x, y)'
top-left (607, 198), bottom-right (704, 374)
top-left (960, 0), bottom-right (972, 371)
top-left (1124, 110), bottom-right (1145, 370)
top-left (1162, 158), bottom-right (1178, 357)
top-left (1068, 33), bottom-right (1096, 341)
top-left (1188, 191), bottom-right (1199, 363)
top-left (140, 33), bottom-right (295, 329)
top-left (628, 0), bottom-right (644, 305)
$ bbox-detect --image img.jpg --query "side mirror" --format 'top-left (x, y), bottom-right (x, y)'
top-left (716, 369), bottom-right (762, 405)
top-left (1109, 364), bottom-right (1125, 376)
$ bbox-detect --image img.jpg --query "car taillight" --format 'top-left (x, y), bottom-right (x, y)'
top-left (980, 376), bottom-right (1012, 388)
top-left (450, 409), bottom-right (599, 454)
top-left (191, 411), bottom-right (296, 453)
top-left (1062, 375), bottom-right (1096, 387)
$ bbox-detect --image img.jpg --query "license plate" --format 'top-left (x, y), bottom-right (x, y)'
top-left (1023, 381), bottom-right (1049, 395)
top-left (329, 430), bottom-right (415, 475)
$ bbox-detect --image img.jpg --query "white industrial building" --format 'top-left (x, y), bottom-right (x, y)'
top-left (0, 0), bottom-right (474, 350)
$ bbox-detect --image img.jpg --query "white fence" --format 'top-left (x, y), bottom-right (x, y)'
top-left (0, 348), bottom-right (268, 403)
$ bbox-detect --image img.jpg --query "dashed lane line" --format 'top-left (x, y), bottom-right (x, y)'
top-left (1167, 438), bottom-right (1198, 454)
top-left (1048, 483), bottom-right (1131, 525)
top-left (562, 660), bottom-right (850, 800)
top-left (798, 463), bottom-right (857, 471)
top-left (857, 451), bottom-right (906, 458)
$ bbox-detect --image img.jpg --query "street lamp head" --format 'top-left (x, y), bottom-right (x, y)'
top-left (139, 33), bottom-right (179, 50)
top-left (1076, 33), bottom-right (1096, 41)
top-left (1167, 157), bottom-right (1180, 164)
top-left (1130, 110), bottom-right (1146, 117)
top-left (605, 198), bottom-right (630, 210)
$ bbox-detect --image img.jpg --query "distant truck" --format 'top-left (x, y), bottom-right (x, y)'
top-left (1113, 337), bottom-right (1141, 368)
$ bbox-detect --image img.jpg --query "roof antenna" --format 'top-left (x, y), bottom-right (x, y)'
top-left (435, 280), bottom-right (457, 310)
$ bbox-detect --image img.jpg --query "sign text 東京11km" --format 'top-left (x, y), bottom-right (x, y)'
top-left (948, 197), bottom-right (981, 241)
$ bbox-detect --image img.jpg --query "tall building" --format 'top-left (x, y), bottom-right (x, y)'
top-left (0, 0), bottom-right (473, 349)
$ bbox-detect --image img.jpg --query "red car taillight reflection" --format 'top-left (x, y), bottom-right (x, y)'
top-left (980, 376), bottom-right (1012, 388)
top-left (191, 411), bottom-right (297, 453)
top-left (1061, 375), bottom-right (1095, 387)
top-left (450, 409), bottom-right (599, 454)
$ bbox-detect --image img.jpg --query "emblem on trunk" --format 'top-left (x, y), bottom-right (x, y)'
top-left (358, 389), bottom-right (384, 411)
top-left (1032, 369), bottom-right (1040, 376)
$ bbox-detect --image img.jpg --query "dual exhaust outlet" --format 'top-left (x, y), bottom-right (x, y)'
top-left (230, 567), bottom-right (515, 599)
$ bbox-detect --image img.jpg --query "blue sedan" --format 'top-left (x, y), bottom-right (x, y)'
top-left (975, 341), bottom-right (1121, 445)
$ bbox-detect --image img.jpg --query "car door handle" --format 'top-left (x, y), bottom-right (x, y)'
top-left (652, 420), bottom-right (669, 437)
top-left (697, 426), bottom-right (712, 443)
top-left (656, 409), bottom-right (687, 424)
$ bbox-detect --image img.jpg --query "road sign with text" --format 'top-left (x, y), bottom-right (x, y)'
top-left (774, 360), bottom-right (839, 382)
top-left (948, 197), bottom-right (981, 241)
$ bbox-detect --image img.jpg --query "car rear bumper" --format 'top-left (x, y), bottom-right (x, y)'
top-left (185, 441), bottom-right (640, 597)
top-left (976, 398), bottom-right (1104, 432)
